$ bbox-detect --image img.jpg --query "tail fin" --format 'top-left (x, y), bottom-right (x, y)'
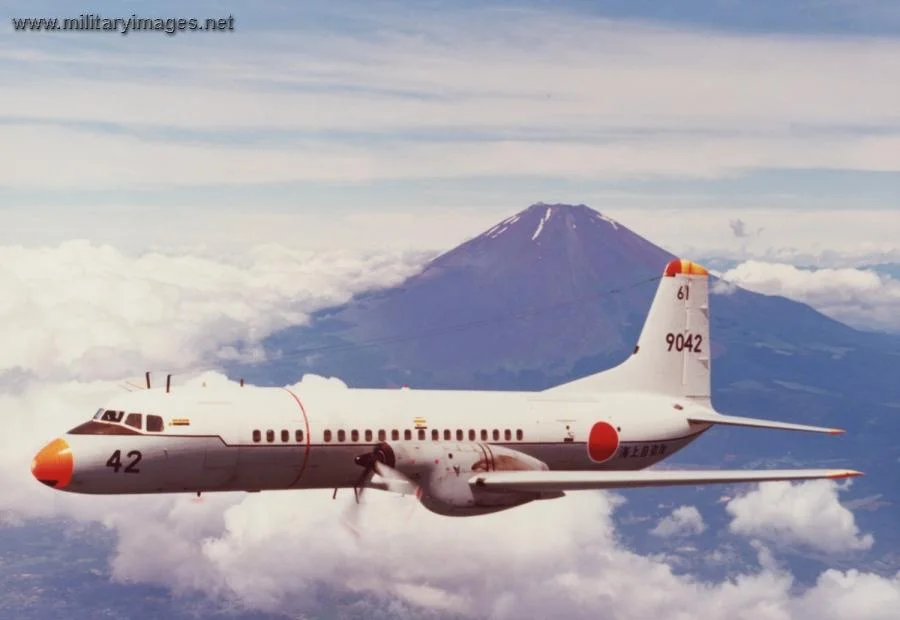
top-left (547, 258), bottom-right (711, 402)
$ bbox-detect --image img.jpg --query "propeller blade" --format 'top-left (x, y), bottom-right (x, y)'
top-left (341, 444), bottom-right (420, 539)
top-left (373, 461), bottom-right (418, 496)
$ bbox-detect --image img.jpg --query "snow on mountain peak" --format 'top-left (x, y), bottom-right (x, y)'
top-left (469, 203), bottom-right (628, 249)
top-left (597, 213), bottom-right (619, 229)
top-left (532, 207), bottom-right (554, 241)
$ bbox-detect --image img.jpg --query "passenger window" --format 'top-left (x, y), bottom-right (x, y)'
top-left (338, 430), bottom-right (346, 442)
top-left (281, 429), bottom-right (289, 443)
top-left (124, 413), bottom-right (142, 430)
top-left (365, 430), bottom-right (373, 442)
top-left (504, 429), bottom-right (511, 441)
top-left (146, 415), bottom-right (164, 432)
top-left (392, 429), bottom-right (399, 441)
top-left (469, 429), bottom-right (475, 441)
top-left (378, 429), bottom-right (386, 441)
top-left (295, 429), bottom-right (304, 442)
top-left (431, 429), bottom-right (439, 441)
top-left (324, 430), bottom-right (332, 442)
top-left (404, 430), bottom-right (412, 440)
top-left (266, 430), bottom-right (274, 443)
top-left (516, 429), bottom-right (523, 440)
top-left (480, 429), bottom-right (487, 441)
top-left (253, 430), bottom-right (261, 443)
top-left (492, 429), bottom-right (499, 441)
top-left (351, 430), bottom-right (359, 442)
top-left (456, 429), bottom-right (463, 441)
top-left (443, 429), bottom-right (451, 440)
top-left (418, 429), bottom-right (426, 440)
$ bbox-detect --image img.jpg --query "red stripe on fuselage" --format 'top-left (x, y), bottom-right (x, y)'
top-left (283, 387), bottom-right (312, 488)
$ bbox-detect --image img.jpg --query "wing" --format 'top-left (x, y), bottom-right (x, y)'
top-left (470, 468), bottom-right (862, 493)
top-left (687, 412), bottom-right (844, 434)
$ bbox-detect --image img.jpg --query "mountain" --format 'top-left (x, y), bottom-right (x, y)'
top-left (228, 202), bottom-right (900, 571)
top-left (234, 203), bottom-right (897, 410)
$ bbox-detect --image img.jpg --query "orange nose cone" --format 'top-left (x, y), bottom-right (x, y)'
top-left (31, 438), bottom-right (73, 489)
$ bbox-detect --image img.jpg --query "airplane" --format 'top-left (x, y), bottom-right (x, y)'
top-left (31, 258), bottom-right (862, 517)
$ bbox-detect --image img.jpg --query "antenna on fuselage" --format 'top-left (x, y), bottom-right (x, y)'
top-left (145, 371), bottom-right (151, 389)
top-left (166, 374), bottom-right (171, 393)
top-left (240, 378), bottom-right (244, 387)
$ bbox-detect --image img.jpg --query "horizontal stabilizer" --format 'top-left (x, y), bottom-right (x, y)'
top-left (687, 412), bottom-right (844, 435)
top-left (470, 468), bottom-right (862, 493)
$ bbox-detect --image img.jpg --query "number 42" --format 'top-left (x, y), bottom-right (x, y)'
top-left (106, 449), bottom-right (142, 474)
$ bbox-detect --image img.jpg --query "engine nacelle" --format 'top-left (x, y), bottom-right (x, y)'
top-left (378, 441), bottom-right (556, 517)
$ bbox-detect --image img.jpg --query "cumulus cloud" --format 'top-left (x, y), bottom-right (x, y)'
top-left (90, 481), bottom-right (895, 620)
top-left (719, 260), bottom-right (900, 332)
top-left (726, 480), bottom-right (874, 554)
top-left (0, 241), bottom-right (427, 380)
top-left (650, 505), bottom-right (707, 537)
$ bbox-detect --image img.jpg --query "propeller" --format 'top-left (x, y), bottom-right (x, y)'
top-left (343, 443), bottom-right (418, 537)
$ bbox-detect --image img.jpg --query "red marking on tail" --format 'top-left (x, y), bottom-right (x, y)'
top-left (587, 421), bottom-right (619, 463)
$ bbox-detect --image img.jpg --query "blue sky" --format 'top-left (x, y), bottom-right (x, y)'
top-left (1, 0), bottom-right (898, 246)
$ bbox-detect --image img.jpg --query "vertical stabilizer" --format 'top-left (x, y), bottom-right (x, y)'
top-left (546, 259), bottom-right (711, 402)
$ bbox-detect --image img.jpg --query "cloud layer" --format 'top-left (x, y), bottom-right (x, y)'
top-left (0, 240), bottom-right (427, 379)
top-left (719, 261), bottom-right (900, 332)
top-left (0, 238), bottom-right (891, 619)
top-left (2, 6), bottom-right (899, 192)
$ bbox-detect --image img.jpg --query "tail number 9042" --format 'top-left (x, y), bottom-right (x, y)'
top-left (106, 449), bottom-right (142, 474)
top-left (665, 332), bottom-right (703, 353)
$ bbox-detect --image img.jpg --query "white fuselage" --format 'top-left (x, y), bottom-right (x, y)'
top-left (33, 259), bottom-right (854, 516)
top-left (57, 383), bottom-right (709, 496)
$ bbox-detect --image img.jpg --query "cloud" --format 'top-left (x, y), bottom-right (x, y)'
top-left (2, 8), bottom-right (900, 188)
top-left (650, 505), bottom-right (707, 537)
top-left (5, 125), bottom-right (900, 189)
top-left (729, 218), bottom-right (765, 240)
top-left (91, 479), bottom-right (895, 619)
top-left (726, 480), bottom-right (875, 553)
top-left (0, 236), bottom-right (890, 619)
top-left (719, 260), bottom-right (900, 332)
top-left (729, 218), bottom-right (749, 238)
top-left (609, 208), bottom-right (900, 266)
top-left (0, 241), bottom-right (427, 379)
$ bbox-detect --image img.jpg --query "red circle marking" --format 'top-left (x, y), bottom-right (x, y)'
top-left (587, 421), bottom-right (619, 463)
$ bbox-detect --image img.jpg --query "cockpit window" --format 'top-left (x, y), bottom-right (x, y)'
top-left (124, 413), bottom-right (143, 430)
top-left (93, 408), bottom-right (104, 420)
top-left (100, 409), bottom-right (125, 423)
top-left (146, 415), bottom-right (164, 432)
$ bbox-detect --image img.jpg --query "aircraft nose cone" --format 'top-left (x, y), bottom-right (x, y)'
top-left (31, 438), bottom-right (73, 489)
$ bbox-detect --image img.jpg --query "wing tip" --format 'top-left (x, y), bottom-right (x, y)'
top-left (827, 428), bottom-right (846, 435)
top-left (828, 469), bottom-right (864, 479)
